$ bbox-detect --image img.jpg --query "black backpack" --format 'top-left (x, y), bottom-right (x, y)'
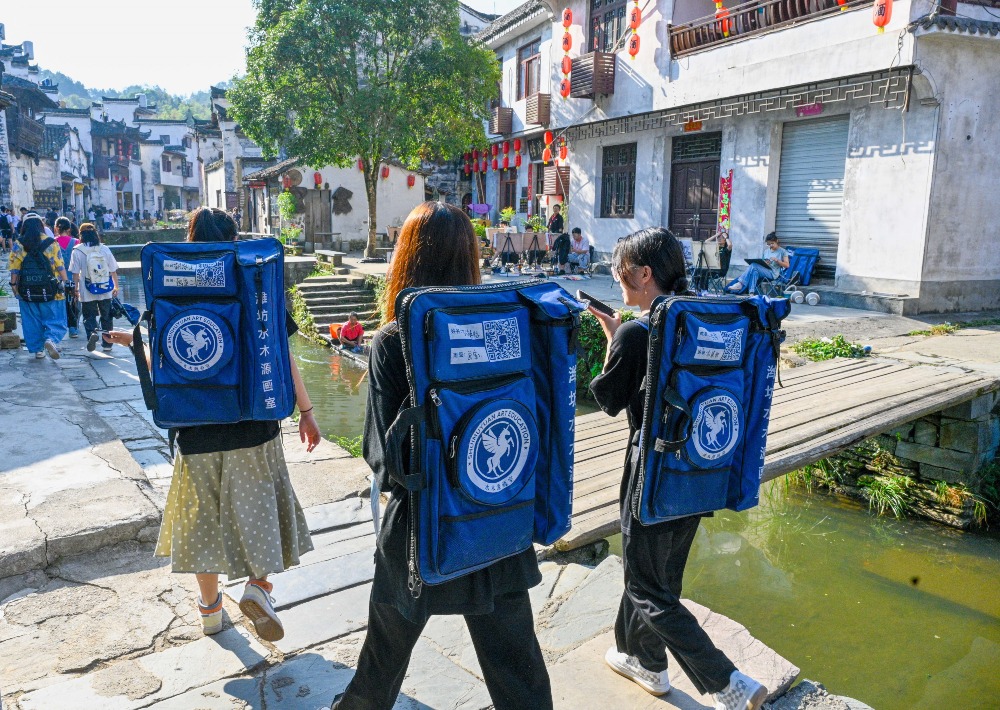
top-left (0, 214), bottom-right (12, 237)
top-left (18, 238), bottom-right (61, 302)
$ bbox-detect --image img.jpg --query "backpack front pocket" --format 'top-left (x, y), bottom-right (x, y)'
top-left (674, 312), bottom-right (750, 367)
top-left (425, 305), bottom-right (531, 382)
top-left (666, 368), bottom-right (746, 472)
top-left (152, 299), bottom-right (242, 424)
top-left (151, 250), bottom-right (238, 298)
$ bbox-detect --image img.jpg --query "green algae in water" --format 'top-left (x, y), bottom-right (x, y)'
top-left (610, 480), bottom-right (1000, 709)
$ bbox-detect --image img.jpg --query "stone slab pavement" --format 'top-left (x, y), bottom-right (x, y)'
top-left (2, 495), bottom-right (824, 710)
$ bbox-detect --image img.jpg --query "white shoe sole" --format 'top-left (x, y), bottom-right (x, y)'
top-left (745, 685), bottom-right (767, 710)
top-left (44, 341), bottom-right (60, 359)
top-left (239, 591), bottom-right (284, 642)
top-left (605, 652), bottom-right (670, 696)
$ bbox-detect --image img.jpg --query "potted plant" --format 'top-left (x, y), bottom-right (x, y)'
top-left (498, 207), bottom-right (516, 227)
top-left (524, 214), bottom-right (545, 233)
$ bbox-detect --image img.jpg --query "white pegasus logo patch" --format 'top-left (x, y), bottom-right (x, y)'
top-left (481, 426), bottom-right (513, 477)
top-left (180, 326), bottom-right (211, 361)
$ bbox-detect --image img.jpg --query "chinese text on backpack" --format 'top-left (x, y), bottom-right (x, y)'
top-left (630, 296), bottom-right (789, 523)
top-left (17, 238), bottom-right (60, 302)
top-left (385, 282), bottom-right (583, 594)
top-left (132, 238), bottom-right (295, 429)
top-left (80, 245), bottom-right (114, 295)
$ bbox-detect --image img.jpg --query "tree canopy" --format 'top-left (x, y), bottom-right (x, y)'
top-left (228, 0), bottom-right (500, 253)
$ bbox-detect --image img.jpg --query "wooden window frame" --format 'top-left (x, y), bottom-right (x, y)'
top-left (600, 142), bottom-right (637, 218)
top-left (499, 168), bottom-right (519, 212)
top-left (162, 155), bottom-right (172, 173)
top-left (517, 39), bottom-right (542, 100)
top-left (589, 0), bottom-right (629, 54)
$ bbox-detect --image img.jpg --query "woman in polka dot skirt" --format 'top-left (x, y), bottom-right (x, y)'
top-left (105, 208), bottom-right (321, 643)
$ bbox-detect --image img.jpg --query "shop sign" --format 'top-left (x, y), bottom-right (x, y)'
top-left (795, 102), bottom-right (824, 118)
top-left (33, 190), bottom-right (61, 209)
top-left (683, 120), bottom-right (703, 132)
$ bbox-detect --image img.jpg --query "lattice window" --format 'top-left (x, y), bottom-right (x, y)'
top-left (590, 0), bottom-right (629, 53)
top-left (600, 142), bottom-right (636, 218)
top-left (672, 133), bottom-right (723, 161)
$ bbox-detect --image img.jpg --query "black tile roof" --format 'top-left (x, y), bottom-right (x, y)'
top-left (459, 2), bottom-right (499, 24)
top-left (244, 157), bottom-right (297, 180)
top-left (43, 124), bottom-right (70, 155)
top-left (913, 13), bottom-right (1000, 36)
top-left (475, 0), bottom-right (546, 44)
top-left (43, 107), bottom-right (91, 116)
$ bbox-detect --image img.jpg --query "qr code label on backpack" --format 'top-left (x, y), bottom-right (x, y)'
top-left (195, 261), bottom-right (226, 288)
top-left (483, 317), bottom-right (521, 362)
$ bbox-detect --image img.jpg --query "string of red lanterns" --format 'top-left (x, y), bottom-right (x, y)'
top-left (561, 8), bottom-right (573, 98)
top-left (714, 1), bottom-right (733, 39)
top-left (542, 131), bottom-right (554, 164)
top-left (629, 0), bottom-right (642, 58)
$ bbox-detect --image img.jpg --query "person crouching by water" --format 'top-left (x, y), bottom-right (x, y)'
top-left (103, 208), bottom-right (322, 643)
top-left (339, 312), bottom-right (364, 353)
top-left (587, 227), bottom-right (768, 710)
top-left (331, 202), bottom-right (553, 710)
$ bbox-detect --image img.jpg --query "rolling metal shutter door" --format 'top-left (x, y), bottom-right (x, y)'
top-left (775, 116), bottom-right (850, 278)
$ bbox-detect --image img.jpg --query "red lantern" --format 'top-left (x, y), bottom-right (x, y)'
top-left (630, 5), bottom-right (642, 29)
top-left (281, 174), bottom-right (292, 190)
top-left (490, 158), bottom-right (498, 171)
top-left (357, 158), bottom-right (364, 171)
top-left (481, 159), bottom-right (488, 172)
top-left (515, 154), bottom-right (522, 168)
top-left (472, 160), bottom-right (479, 173)
top-left (542, 146), bottom-right (553, 164)
top-left (559, 142), bottom-right (568, 162)
top-left (503, 140), bottom-right (510, 154)
top-left (473, 149), bottom-right (480, 161)
top-left (560, 79), bottom-right (572, 98)
top-left (562, 8), bottom-right (573, 27)
top-left (873, 0), bottom-right (892, 33)
top-left (714, 2), bottom-right (733, 38)
top-left (465, 163), bottom-right (472, 175)
top-left (544, 131), bottom-right (554, 145)
top-left (407, 174), bottom-right (416, 188)
top-left (491, 144), bottom-right (499, 157)
top-left (513, 138), bottom-right (522, 152)
top-left (502, 156), bottom-right (510, 169)
top-left (628, 34), bottom-right (640, 57)
top-left (381, 166), bottom-right (390, 180)
top-left (837, 0), bottom-right (847, 9)
top-left (562, 32), bottom-right (572, 52)
top-left (314, 171), bottom-right (323, 186)
top-left (561, 55), bottom-right (573, 76)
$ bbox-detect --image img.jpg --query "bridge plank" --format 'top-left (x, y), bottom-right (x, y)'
top-left (557, 357), bottom-right (1000, 552)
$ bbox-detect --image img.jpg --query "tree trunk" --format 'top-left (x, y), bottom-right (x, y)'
top-left (364, 167), bottom-right (378, 259)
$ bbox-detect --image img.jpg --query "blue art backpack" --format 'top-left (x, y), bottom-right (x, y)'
top-left (383, 281), bottom-right (584, 593)
top-left (131, 238), bottom-right (295, 429)
top-left (631, 295), bottom-right (790, 523)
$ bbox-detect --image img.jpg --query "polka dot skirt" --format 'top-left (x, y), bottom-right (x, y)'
top-left (155, 436), bottom-right (314, 578)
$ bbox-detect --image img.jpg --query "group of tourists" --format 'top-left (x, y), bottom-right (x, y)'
top-left (4, 206), bottom-right (121, 358)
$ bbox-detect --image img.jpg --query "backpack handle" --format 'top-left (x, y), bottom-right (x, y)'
top-left (132, 312), bottom-right (157, 413)
top-left (384, 405), bottom-right (427, 492)
top-left (654, 386), bottom-right (692, 452)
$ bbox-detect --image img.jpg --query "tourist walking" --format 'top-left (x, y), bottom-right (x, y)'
top-left (70, 224), bottom-right (119, 353)
top-left (0, 207), bottom-right (14, 253)
top-left (8, 214), bottom-right (68, 359)
top-left (588, 227), bottom-right (768, 710)
top-left (54, 217), bottom-right (81, 338)
top-left (104, 207), bottom-right (321, 643)
top-left (331, 202), bottom-right (553, 710)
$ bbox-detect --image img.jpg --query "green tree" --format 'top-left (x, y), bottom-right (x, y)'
top-left (229, 0), bottom-right (498, 257)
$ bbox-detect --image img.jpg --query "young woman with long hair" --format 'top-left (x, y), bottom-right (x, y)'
top-left (8, 214), bottom-right (68, 359)
top-left (104, 207), bottom-right (321, 642)
top-left (332, 202), bottom-right (553, 710)
top-left (588, 227), bottom-right (768, 710)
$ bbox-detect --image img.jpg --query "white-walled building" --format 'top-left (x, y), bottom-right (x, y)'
top-left (478, 0), bottom-right (1000, 313)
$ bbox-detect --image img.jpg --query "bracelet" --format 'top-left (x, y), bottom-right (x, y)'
top-left (299, 406), bottom-right (314, 415)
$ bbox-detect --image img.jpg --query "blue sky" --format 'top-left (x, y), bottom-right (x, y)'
top-left (2, 1), bottom-right (526, 95)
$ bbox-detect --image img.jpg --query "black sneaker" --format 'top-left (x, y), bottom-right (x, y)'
top-left (87, 332), bottom-right (99, 352)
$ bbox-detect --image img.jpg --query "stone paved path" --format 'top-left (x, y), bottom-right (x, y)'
top-left (3, 496), bottom-right (807, 709)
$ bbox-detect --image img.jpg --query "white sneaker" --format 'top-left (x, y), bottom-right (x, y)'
top-left (714, 670), bottom-right (767, 710)
top-left (605, 647), bottom-right (671, 696)
top-left (34, 352), bottom-right (45, 359)
top-left (43, 340), bottom-right (60, 359)
top-left (239, 579), bottom-right (284, 642)
top-left (198, 592), bottom-right (224, 635)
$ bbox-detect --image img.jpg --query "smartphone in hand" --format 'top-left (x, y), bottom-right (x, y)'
top-left (576, 290), bottom-right (616, 317)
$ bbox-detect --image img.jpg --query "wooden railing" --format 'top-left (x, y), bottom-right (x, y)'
top-left (6, 111), bottom-right (44, 155)
top-left (669, 0), bottom-right (871, 57)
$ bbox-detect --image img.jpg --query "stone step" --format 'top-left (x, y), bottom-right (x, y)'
top-left (301, 291), bottom-right (375, 304)
top-left (308, 305), bottom-right (378, 317)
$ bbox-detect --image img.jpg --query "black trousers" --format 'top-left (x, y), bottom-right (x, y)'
top-left (615, 514), bottom-right (736, 695)
top-left (335, 592), bottom-right (553, 710)
top-left (65, 292), bottom-right (80, 330)
top-left (81, 299), bottom-right (112, 343)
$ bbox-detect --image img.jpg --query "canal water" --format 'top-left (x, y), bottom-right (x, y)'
top-left (119, 268), bottom-right (998, 709)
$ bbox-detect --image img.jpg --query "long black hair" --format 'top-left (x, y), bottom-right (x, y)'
top-left (612, 227), bottom-right (688, 294)
top-left (17, 215), bottom-right (46, 252)
top-left (187, 207), bottom-right (237, 243)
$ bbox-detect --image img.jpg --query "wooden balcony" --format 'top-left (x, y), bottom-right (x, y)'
top-left (543, 165), bottom-right (570, 196)
top-left (526, 93), bottom-right (551, 126)
top-left (6, 111), bottom-right (44, 156)
top-left (569, 52), bottom-right (616, 99)
top-left (489, 106), bottom-right (513, 135)
top-left (669, 0), bottom-right (870, 57)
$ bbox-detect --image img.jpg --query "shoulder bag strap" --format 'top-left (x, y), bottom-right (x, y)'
top-left (131, 311), bottom-right (157, 412)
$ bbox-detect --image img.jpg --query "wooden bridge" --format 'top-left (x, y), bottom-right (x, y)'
top-left (558, 357), bottom-right (1000, 551)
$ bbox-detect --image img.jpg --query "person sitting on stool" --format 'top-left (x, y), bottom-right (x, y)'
top-left (550, 232), bottom-right (571, 274)
top-left (340, 312), bottom-right (365, 352)
top-left (567, 228), bottom-right (591, 273)
top-left (725, 232), bottom-right (788, 294)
